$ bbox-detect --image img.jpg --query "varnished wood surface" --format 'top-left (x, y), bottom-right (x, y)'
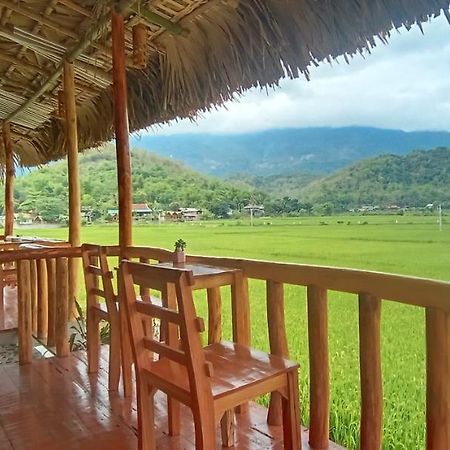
top-left (0, 348), bottom-right (345, 450)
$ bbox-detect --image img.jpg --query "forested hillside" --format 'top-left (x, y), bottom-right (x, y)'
top-left (10, 146), bottom-right (264, 222)
top-left (298, 148), bottom-right (450, 210)
top-left (132, 127), bottom-right (450, 176)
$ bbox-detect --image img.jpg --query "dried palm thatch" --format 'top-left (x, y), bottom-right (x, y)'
top-left (0, 0), bottom-right (449, 168)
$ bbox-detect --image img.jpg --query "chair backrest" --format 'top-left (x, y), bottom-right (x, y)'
top-left (81, 244), bottom-right (117, 314)
top-left (120, 260), bottom-right (214, 409)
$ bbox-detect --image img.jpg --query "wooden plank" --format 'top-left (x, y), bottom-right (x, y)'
top-left (55, 257), bottom-right (69, 357)
top-left (112, 8), bottom-right (132, 252)
top-left (359, 293), bottom-right (382, 450)
top-left (17, 260), bottom-right (32, 364)
top-left (64, 61), bottom-right (81, 318)
top-left (266, 280), bottom-right (289, 426)
top-left (307, 285), bottom-right (329, 449)
top-left (426, 307), bottom-right (450, 449)
top-left (2, 122), bottom-right (14, 237)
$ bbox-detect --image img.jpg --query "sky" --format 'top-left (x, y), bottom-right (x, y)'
top-left (147, 14), bottom-right (450, 136)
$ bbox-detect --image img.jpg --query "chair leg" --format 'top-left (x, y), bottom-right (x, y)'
top-left (282, 370), bottom-right (301, 450)
top-left (137, 382), bottom-right (156, 450)
top-left (167, 397), bottom-right (180, 436)
top-left (220, 410), bottom-right (235, 447)
top-left (87, 310), bottom-right (100, 374)
top-left (193, 410), bottom-right (216, 450)
top-left (108, 319), bottom-right (121, 391)
top-left (120, 312), bottom-right (134, 397)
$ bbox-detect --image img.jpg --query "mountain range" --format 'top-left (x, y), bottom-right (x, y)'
top-left (131, 126), bottom-right (450, 176)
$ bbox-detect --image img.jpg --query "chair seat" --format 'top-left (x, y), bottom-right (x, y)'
top-left (143, 341), bottom-right (298, 401)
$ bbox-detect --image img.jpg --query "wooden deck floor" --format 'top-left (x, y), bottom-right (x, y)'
top-left (0, 286), bottom-right (344, 450)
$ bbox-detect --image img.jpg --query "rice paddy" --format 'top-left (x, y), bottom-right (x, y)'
top-left (26, 214), bottom-right (450, 449)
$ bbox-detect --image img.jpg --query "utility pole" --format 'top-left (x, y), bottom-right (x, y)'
top-left (438, 203), bottom-right (442, 232)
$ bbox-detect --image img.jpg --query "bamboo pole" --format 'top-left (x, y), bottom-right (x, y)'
top-left (64, 61), bottom-right (81, 318)
top-left (112, 8), bottom-right (132, 252)
top-left (2, 121), bottom-right (14, 237)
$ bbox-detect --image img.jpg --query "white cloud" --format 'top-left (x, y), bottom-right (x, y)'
top-left (146, 16), bottom-right (450, 135)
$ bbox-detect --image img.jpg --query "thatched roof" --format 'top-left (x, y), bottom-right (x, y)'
top-left (0, 0), bottom-right (449, 167)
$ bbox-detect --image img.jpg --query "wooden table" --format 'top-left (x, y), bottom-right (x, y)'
top-left (153, 261), bottom-right (250, 346)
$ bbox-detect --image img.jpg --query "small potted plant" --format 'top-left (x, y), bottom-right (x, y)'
top-left (173, 238), bottom-right (187, 264)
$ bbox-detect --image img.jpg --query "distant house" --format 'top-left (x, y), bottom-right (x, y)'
top-left (132, 203), bottom-right (153, 218)
top-left (243, 204), bottom-right (265, 217)
top-left (16, 212), bottom-right (44, 225)
top-left (179, 208), bottom-right (202, 221)
top-left (81, 207), bottom-right (94, 224)
top-left (164, 208), bottom-right (202, 222)
top-left (108, 203), bottom-right (153, 220)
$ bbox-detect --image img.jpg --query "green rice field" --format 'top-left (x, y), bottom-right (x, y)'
top-left (25, 215), bottom-right (450, 449)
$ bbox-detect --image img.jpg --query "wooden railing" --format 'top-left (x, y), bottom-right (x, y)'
top-left (5, 244), bottom-right (450, 449)
top-left (0, 245), bottom-right (81, 363)
top-left (118, 246), bottom-right (450, 450)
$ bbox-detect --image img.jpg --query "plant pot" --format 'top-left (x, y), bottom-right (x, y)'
top-left (173, 249), bottom-right (186, 264)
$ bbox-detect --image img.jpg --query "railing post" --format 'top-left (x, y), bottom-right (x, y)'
top-left (426, 307), bottom-right (450, 449)
top-left (55, 257), bottom-right (69, 357)
top-left (37, 258), bottom-right (48, 340)
top-left (46, 258), bottom-right (57, 347)
top-left (307, 285), bottom-right (329, 449)
top-left (17, 260), bottom-right (32, 364)
top-left (266, 280), bottom-right (289, 426)
top-left (359, 293), bottom-right (382, 450)
top-left (231, 271), bottom-right (250, 345)
top-left (30, 259), bottom-right (38, 335)
top-left (207, 287), bottom-right (222, 344)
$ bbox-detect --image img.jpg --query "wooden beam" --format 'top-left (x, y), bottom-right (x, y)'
top-left (2, 121), bottom-right (14, 237)
top-left (112, 8), bottom-right (132, 251)
top-left (63, 61), bottom-right (81, 317)
top-left (132, 7), bottom-right (189, 36)
top-left (6, 0), bottom-right (135, 124)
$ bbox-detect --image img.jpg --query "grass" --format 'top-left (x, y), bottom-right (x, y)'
top-left (25, 214), bottom-right (449, 449)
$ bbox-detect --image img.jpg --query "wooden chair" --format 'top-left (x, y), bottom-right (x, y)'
top-left (81, 243), bottom-right (122, 391)
top-left (120, 260), bottom-right (301, 450)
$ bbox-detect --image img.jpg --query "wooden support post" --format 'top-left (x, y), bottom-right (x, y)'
top-left (359, 293), bottom-right (383, 450)
top-left (46, 258), bottom-right (56, 347)
top-left (64, 61), bottom-right (81, 318)
top-left (17, 260), bottom-right (32, 364)
top-left (2, 121), bottom-right (14, 237)
top-left (37, 259), bottom-right (48, 340)
top-left (307, 285), bottom-right (330, 449)
top-left (207, 287), bottom-right (222, 344)
top-left (267, 280), bottom-right (289, 426)
top-left (112, 8), bottom-right (132, 253)
top-left (55, 257), bottom-right (69, 357)
top-left (426, 307), bottom-right (450, 449)
top-left (30, 260), bottom-right (38, 334)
